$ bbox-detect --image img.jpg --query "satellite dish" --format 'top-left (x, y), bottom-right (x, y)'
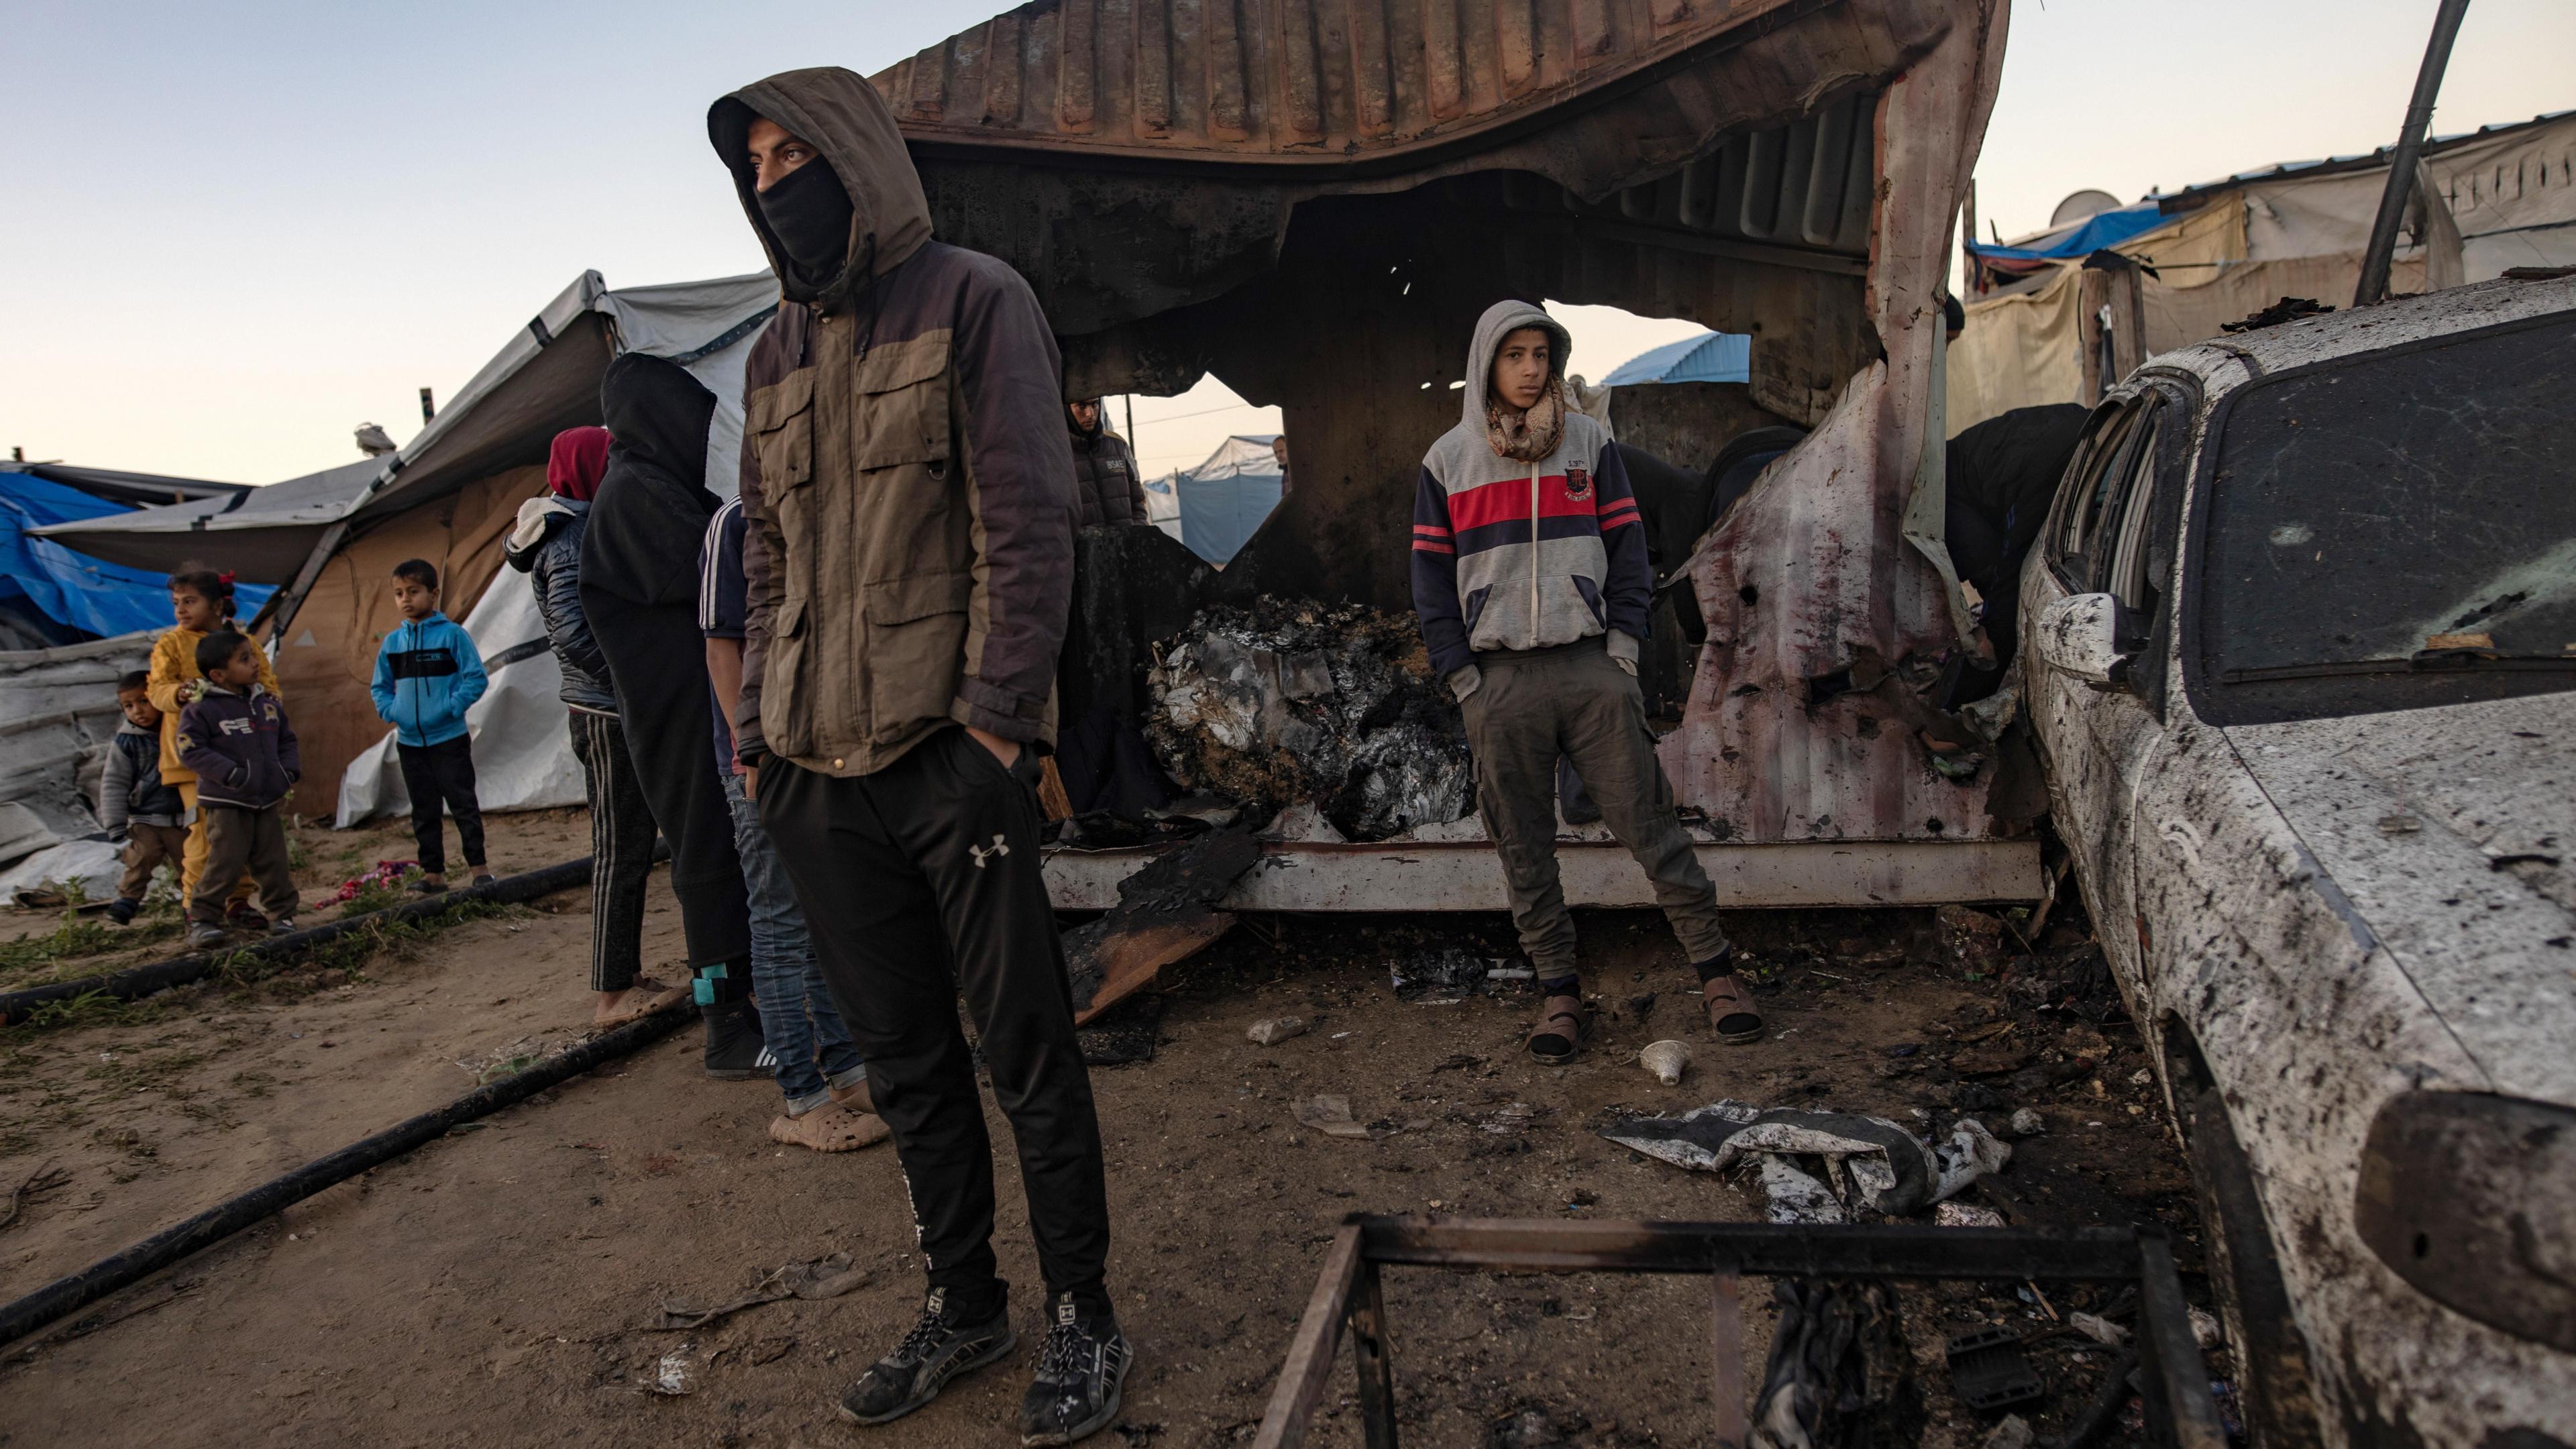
top-left (2051, 189), bottom-right (2123, 228)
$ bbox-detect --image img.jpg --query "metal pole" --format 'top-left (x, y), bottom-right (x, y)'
top-left (1123, 394), bottom-right (1138, 457)
top-left (2355, 0), bottom-right (2472, 307)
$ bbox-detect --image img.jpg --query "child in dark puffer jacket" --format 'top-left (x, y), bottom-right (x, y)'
top-left (176, 631), bottom-right (303, 947)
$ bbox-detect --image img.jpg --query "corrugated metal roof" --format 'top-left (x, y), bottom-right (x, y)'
top-left (871, 0), bottom-right (1821, 167)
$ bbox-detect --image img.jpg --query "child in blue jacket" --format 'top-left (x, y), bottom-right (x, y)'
top-left (370, 559), bottom-right (491, 892)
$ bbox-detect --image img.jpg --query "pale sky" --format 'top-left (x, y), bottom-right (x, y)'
top-left (4, 1), bottom-right (2568, 486)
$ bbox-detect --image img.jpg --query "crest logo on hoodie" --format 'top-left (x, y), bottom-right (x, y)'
top-left (1563, 467), bottom-right (1593, 502)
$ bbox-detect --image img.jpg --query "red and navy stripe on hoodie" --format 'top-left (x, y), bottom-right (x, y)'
top-left (1409, 439), bottom-right (1651, 680)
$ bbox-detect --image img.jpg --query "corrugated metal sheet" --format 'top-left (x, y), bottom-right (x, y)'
top-left (872, 0), bottom-right (1825, 166)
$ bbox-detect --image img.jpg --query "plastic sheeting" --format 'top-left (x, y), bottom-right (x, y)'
top-left (1600, 331), bottom-right (1753, 386)
top-left (334, 564), bottom-right (582, 827)
top-left (1174, 435), bottom-right (1285, 566)
top-left (0, 839), bottom-right (125, 907)
top-left (0, 471), bottom-right (272, 641)
top-left (1966, 201), bottom-right (2167, 262)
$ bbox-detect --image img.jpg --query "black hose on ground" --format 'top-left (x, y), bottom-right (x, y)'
top-left (0, 855), bottom-right (604, 1025)
top-left (0, 1002), bottom-right (694, 1349)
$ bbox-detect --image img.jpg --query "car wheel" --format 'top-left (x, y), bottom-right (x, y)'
top-left (2187, 1086), bottom-right (2326, 1449)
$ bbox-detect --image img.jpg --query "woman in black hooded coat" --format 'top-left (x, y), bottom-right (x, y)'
top-left (582, 353), bottom-right (761, 1075)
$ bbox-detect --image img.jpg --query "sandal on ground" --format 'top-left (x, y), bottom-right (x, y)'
top-left (1525, 994), bottom-right (1589, 1065)
top-left (595, 977), bottom-right (691, 1027)
top-left (769, 1103), bottom-right (892, 1153)
top-left (1703, 973), bottom-right (1765, 1044)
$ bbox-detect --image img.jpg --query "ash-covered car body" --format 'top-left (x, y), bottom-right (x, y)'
top-left (2020, 271), bottom-right (2576, 1446)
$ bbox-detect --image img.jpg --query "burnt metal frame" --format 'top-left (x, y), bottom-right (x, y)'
top-left (1253, 1216), bottom-right (2228, 1449)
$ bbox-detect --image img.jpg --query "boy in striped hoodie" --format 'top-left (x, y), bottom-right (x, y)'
top-left (1411, 300), bottom-right (1760, 1063)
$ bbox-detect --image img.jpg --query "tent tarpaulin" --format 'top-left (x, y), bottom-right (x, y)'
top-left (34, 269), bottom-right (782, 811)
top-left (1966, 201), bottom-right (2168, 262)
top-left (1600, 331), bottom-right (1753, 386)
top-left (1949, 112), bottom-right (2576, 429)
top-left (23, 460), bottom-right (379, 584)
top-left (0, 469), bottom-right (272, 642)
top-left (31, 272), bottom-right (781, 582)
top-left (1173, 436), bottom-right (1285, 566)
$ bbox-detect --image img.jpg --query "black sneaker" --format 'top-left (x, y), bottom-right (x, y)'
top-left (1019, 1293), bottom-right (1132, 1447)
top-left (107, 898), bottom-right (140, 926)
top-left (838, 1289), bottom-right (1017, 1426)
top-left (701, 997), bottom-right (766, 1080)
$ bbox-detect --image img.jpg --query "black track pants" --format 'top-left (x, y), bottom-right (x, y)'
top-left (396, 734), bottom-right (484, 876)
top-left (568, 710), bottom-right (657, 993)
top-left (586, 594), bottom-right (749, 973)
top-left (760, 727), bottom-right (1112, 1320)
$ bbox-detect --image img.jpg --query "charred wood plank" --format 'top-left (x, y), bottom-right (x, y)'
top-left (1065, 827), bottom-right (1263, 1024)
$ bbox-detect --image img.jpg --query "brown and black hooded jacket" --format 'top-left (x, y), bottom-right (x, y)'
top-left (710, 67), bottom-right (1074, 777)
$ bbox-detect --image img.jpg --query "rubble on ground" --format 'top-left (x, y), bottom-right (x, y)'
top-left (1146, 599), bottom-right (1473, 842)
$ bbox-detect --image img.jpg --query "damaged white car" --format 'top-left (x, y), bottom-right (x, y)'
top-left (2020, 270), bottom-right (2576, 1448)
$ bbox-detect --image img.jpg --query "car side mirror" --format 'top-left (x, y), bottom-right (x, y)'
top-left (2033, 592), bottom-right (2135, 688)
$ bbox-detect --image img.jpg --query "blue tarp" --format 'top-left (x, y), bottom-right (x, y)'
top-left (1601, 331), bottom-right (1752, 386)
top-left (0, 471), bottom-right (274, 642)
top-left (1964, 201), bottom-right (2167, 262)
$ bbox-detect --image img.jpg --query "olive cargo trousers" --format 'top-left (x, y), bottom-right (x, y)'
top-left (1462, 639), bottom-right (1731, 985)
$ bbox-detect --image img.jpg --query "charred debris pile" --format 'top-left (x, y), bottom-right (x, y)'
top-left (1145, 598), bottom-right (1473, 843)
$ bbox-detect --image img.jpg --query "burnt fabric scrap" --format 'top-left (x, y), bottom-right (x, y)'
top-left (1750, 1279), bottom-right (1923, 1449)
top-left (1147, 598), bottom-right (1472, 841)
top-left (1600, 1100), bottom-right (2009, 1219)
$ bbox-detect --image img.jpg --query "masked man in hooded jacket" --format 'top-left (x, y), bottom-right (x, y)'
top-left (1412, 301), bottom-right (1760, 1065)
top-left (708, 68), bottom-right (1126, 1444)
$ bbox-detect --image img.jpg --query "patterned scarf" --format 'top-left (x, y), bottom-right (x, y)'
top-left (1484, 377), bottom-right (1565, 463)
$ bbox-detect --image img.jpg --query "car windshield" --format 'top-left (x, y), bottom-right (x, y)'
top-left (2204, 312), bottom-right (2576, 688)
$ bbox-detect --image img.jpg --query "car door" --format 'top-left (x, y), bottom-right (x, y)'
top-left (2027, 382), bottom-right (2191, 984)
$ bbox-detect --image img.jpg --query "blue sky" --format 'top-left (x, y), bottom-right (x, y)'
top-left (3, 0), bottom-right (2569, 482)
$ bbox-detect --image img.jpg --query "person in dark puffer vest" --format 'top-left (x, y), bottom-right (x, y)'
top-left (505, 426), bottom-right (685, 1028)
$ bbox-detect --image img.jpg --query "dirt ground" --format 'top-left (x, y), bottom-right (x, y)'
top-left (0, 813), bottom-right (2207, 1448)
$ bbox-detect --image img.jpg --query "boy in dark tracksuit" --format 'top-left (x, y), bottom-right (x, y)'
top-left (176, 631), bottom-right (301, 947)
top-left (103, 670), bottom-right (188, 924)
top-left (369, 559), bottom-right (490, 892)
top-left (1411, 300), bottom-right (1756, 1065)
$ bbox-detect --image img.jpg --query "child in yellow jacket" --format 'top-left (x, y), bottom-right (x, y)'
top-left (148, 567), bottom-right (283, 919)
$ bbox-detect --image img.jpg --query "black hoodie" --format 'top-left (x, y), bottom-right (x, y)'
top-left (582, 354), bottom-right (720, 607)
top-left (577, 352), bottom-right (749, 975)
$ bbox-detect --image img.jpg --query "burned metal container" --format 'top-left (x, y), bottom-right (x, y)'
top-left (871, 0), bottom-right (2034, 900)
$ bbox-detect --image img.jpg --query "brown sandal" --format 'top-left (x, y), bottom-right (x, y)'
top-left (1527, 994), bottom-right (1589, 1064)
top-left (1703, 974), bottom-right (1765, 1044)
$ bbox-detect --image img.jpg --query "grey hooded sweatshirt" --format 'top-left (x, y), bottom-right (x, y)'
top-left (1409, 299), bottom-right (1652, 692)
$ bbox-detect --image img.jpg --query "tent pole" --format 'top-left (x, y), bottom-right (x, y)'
top-left (1124, 394), bottom-right (1138, 458)
top-left (2355, 0), bottom-right (2471, 307)
top-left (254, 518), bottom-right (352, 640)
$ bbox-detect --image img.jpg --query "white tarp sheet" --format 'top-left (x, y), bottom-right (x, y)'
top-left (334, 565), bottom-right (582, 827)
